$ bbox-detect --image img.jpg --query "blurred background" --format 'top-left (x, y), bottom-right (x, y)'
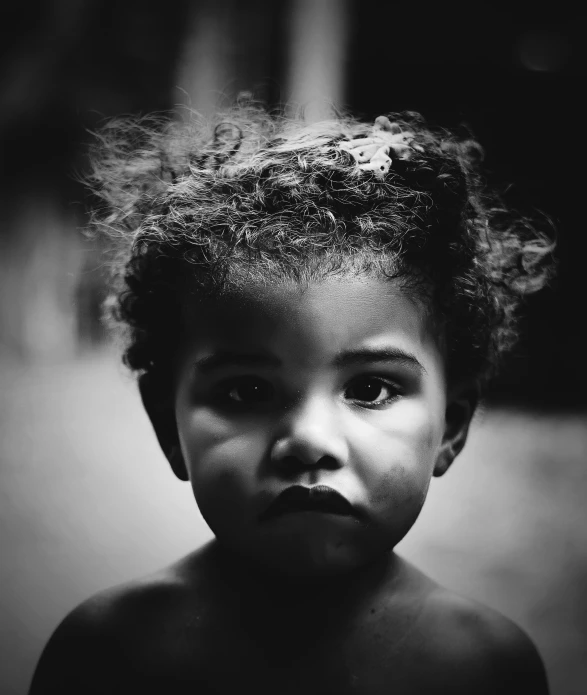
top-left (0, 1), bottom-right (584, 693)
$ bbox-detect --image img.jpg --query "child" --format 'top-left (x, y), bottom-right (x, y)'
top-left (30, 103), bottom-right (554, 694)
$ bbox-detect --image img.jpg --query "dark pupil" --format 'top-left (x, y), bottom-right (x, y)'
top-left (237, 379), bottom-right (271, 402)
top-left (348, 378), bottom-right (382, 401)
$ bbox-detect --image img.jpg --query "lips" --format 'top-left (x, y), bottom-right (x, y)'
top-left (259, 485), bottom-right (356, 522)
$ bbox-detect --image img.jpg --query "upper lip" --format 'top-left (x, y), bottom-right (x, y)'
top-left (259, 485), bottom-right (357, 522)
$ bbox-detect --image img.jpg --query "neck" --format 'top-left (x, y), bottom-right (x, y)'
top-left (208, 539), bottom-right (400, 607)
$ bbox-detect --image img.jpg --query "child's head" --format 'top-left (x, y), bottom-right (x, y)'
top-left (89, 103), bottom-right (553, 577)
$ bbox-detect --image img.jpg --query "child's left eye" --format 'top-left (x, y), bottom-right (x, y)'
top-left (344, 376), bottom-right (400, 405)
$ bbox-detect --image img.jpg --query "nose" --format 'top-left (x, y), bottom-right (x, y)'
top-left (270, 394), bottom-right (349, 471)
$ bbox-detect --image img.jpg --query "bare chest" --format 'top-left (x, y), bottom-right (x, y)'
top-left (118, 598), bottom-right (453, 695)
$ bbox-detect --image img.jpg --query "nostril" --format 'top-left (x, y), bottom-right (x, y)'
top-left (270, 431), bottom-right (348, 469)
top-left (278, 455), bottom-right (303, 471)
top-left (271, 450), bottom-right (341, 471)
top-left (317, 455), bottom-right (339, 470)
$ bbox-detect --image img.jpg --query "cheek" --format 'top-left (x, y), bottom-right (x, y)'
top-left (177, 408), bottom-right (269, 508)
top-left (397, 400), bottom-right (444, 462)
top-left (365, 459), bottom-right (432, 549)
top-left (396, 386), bottom-right (445, 454)
top-left (355, 399), bottom-right (443, 471)
top-left (369, 464), bottom-right (430, 514)
top-left (352, 399), bottom-right (443, 507)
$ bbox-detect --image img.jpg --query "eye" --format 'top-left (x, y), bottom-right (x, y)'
top-left (344, 376), bottom-right (400, 405)
top-left (219, 376), bottom-right (275, 404)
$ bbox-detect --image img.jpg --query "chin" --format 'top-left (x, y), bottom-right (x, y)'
top-left (212, 509), bottom-right (408, 580)
top-left (238, 521), bottom-right (384, 580)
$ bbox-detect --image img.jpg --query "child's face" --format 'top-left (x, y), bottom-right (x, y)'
top-left (168, 275), bottom-right (472, 577)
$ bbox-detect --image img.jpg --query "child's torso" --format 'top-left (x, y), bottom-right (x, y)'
top-left (112, 589), bottom-right (441, 693)
top-left (100, 551), bottom-right (494, 695)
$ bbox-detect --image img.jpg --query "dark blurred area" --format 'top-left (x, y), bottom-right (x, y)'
top-left (349, 2), bottom-right (583, 409)
top-left (0, 0), bottom-right (583, 408)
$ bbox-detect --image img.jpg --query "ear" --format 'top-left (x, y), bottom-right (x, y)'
top-left (433, 385), bottom-right (479, 477)
top-left (138, 374), bottom-right (189, 481)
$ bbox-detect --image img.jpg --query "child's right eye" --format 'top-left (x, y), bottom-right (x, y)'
top-left (217, 376), bottom-right (275, 405)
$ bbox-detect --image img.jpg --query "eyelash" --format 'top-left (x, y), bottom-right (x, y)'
top-left (214, 376), bottom-right (275, 406)
top-left (344, 375), bottom-right (402, 407)
top-left (213, 374), bottom-right (402, 408)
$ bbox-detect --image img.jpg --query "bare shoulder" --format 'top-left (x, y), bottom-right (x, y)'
top-left (28, 551), bottom-right (210, 695)
top-left (421, 585), bottom-right (549, 694)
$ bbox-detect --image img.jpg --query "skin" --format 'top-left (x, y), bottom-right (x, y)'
top-left (173, 276), bottom-right (461, 577)
top-left (29, 275), bottom-right (549, 695)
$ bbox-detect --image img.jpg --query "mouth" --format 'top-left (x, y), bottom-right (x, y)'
top-left (259, 485), bottom-right (358, 522)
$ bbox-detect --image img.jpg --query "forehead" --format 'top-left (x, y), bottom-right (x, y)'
top-left (182, 276), bottom-right (442, 368)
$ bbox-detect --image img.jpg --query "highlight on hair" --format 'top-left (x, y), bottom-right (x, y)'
top-left (86, 101), bottom-right (555, 389)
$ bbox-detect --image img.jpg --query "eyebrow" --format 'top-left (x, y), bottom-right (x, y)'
top-left (333, 347), bottom-right (426, 374)
top-left (194, 347), bottom-right (426, 375)
top-left (194, 351), bottom-right (282, 373)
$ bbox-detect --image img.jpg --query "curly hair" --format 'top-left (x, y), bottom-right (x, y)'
top-left (86, 102), bottom-right (555, 389)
